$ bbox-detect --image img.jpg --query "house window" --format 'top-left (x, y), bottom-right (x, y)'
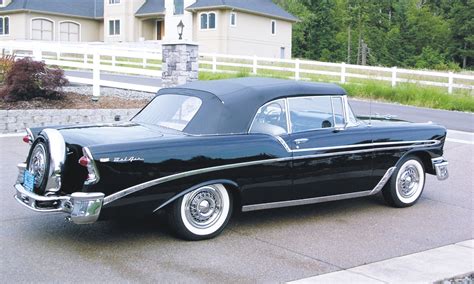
top-left (109, 20), bottom-right (120, 36)
top-left (0, 0), bottom-right (4, 7)
top-left (230, 12), bottom-right (236, 27)
top-left (271, 20), bottom-right (276, 35)
top-left (0, 16), bottom-right (9, 35)
top-left (200, 12), bottom-right (216, 30)
top-left (108, 0), bottom-right (120, 4)
top-left (31, 18), bottom-right (53, 40)
top-left (60, 21), bottom-right (80, 42)
top-left (174, 0), bottom-right (184, 15)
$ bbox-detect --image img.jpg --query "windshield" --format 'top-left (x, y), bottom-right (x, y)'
top-left (132, 94), bottom-right (202, 131)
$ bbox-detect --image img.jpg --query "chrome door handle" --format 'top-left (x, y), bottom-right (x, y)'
top-left (294, 138), bottom-right (309, 145)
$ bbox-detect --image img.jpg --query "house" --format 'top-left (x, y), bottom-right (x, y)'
top-left (0, 0), bottom-right (297, 58)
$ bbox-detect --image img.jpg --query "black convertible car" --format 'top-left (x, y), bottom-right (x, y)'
top-left (14, 78), bottom-right (449, 240)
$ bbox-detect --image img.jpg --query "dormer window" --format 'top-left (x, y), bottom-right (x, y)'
top-left (0, 16), bottom-right (9, 35)
top-left (230, 12), bottom-right (237, 27)
top-left (174, 0), bottom-right (184, 15)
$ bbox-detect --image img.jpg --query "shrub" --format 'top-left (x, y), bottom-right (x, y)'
top-left (0, 49), bottom-right (15, 84)
top-left (0, 57), bottom-right (69, 101)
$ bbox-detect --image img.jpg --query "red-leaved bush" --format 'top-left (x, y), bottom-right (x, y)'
top-left (0, 57), bottom-right (69, 101)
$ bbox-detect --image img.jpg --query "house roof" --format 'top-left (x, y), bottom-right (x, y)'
top-left (186, 0), bottom-right (298, 22)
top-left (0, 0), bottom-right (104, 19)
top-left (135, 0), bottom-right (165, 17)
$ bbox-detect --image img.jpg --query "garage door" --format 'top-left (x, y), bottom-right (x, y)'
top-left (31, 19), bottom-right (53, 41)
top-left (60, 22), bottom-right (80, 42)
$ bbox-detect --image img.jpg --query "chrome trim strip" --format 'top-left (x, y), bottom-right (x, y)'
top-left (242, 190), bottom-right (373, 212)
top-left (41, 129), bottom-right (66, 193)
top-left (242, 166), bottom-right (397, 212)
top-left (370, 167), bottom-right (396, 195)
top-left (291, 140), bottom-right (439, 153)
top-left (275, 136), bottom-right (292, 152)
top-left (25, 128), bottom-right (34, 144)
top-left (103, 156), bottom-right (290, 205)
top-left (103, 139), bottom-right (441, 205)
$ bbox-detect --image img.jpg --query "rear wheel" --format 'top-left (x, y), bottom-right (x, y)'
top-left (168, 184), bottom-right (232, 241)
top-left (382, 156), bottom-right (425, 208)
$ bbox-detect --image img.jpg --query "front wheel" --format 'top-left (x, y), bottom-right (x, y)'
top-left (382, 156), bottom-right (426, 208)
top-left (168, 184), bottom-right (233, 241)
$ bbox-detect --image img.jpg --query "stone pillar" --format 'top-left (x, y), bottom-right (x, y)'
top-left (162, 42), bottom-right (199, 87)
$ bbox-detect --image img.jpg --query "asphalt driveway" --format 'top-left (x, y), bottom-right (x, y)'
top-left (0, 130), bottom-right (472, 282)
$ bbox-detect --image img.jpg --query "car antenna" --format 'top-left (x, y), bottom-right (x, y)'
top-left (369, 92), bottom-right (372, 126)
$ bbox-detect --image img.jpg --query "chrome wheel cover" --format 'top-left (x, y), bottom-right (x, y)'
top-left (395, 159), bottom-right (424, 204)
top-left (28, 143), bottom-right (47, 188)
top-left (180, 184), bottom-right (230, 236)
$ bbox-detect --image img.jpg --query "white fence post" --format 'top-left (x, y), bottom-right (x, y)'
top-left (143, 57), bottom-right (147, 69)
top-left (253, 55), bottom-right (258, 75)
top-left (448, 71), bottom-right (453, 94)
top-left (340, 62), bottom-right (346, 83)
top-left (112, 55), bottom-right (116, 67)
top-left (212, 55), bottom-right (217, 73)
top-left (295, 59), bottom-right (300, 81)
top-left (33, 49), bottom-right (42, 61)
top-left (83, 53), bottom-right (87, 64)
top-left (391, 67), bottom-right (397, 87)
top-left (93, 50), bottom-right (100, 98)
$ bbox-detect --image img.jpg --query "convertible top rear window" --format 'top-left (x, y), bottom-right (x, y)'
top-left (132, 94), bottom-right (202, 131)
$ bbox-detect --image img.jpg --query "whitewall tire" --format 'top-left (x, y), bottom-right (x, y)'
top-left (383, 156), bottom-right (426, 208)
top-left (169, 184), bottom-right (233, 240)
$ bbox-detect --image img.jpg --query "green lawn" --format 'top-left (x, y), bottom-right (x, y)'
top-left (198, 71), bottom-right (474, 113)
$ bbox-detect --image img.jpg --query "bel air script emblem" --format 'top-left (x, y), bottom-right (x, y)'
top-left (100, 157), bottom-right (144, 163)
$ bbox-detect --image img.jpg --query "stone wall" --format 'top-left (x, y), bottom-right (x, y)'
top-left (162, 43), bottom-right (199, 87)
top-left (0, 109), bottom-right (141, 134)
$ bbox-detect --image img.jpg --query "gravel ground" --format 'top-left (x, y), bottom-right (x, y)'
top-left (63, 85), bottom-right (156, 100)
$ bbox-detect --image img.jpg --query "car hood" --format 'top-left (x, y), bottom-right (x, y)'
top-left (57, 122), bottom-right (183, 147)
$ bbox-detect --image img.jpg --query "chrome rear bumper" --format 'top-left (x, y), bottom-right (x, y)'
top-left (432, 157), bottom-right (449, 180)
top-left (14, 163), bottom-right (105, 224)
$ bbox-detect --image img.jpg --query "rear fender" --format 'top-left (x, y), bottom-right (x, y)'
top-left (153, 179), bottom-right (240, 212)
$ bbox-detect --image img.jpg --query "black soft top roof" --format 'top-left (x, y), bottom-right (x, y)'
top-left (156, 78), bottom-right (347, 135)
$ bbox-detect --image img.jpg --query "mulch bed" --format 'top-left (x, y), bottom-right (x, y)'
top-left (0, 92), bottom-right (150, 110)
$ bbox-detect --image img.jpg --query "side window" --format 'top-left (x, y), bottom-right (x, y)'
top-left (331, 96), bottom-right (346, 127)
top-left (289, 96), bottom-right (342, 133)
top-left (249, 99), bottom-right (288, 136)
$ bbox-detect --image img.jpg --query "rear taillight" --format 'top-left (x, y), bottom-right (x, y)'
top-left (23, 128), bottom-right (33, 144)
top-left (78, 147), bottom-right (100, 185)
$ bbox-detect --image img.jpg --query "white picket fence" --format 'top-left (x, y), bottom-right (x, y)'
top-left (1, 41), bottom-right (473, 96)
top-left (1, 41), bottom-right (163, 95)
top-left (200, 53), bottom-right (474, 94)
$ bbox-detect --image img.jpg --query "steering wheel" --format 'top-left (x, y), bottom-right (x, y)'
top-left (262, 103), bottom-right (283, 125)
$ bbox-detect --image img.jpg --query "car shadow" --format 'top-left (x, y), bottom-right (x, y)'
top-left (34, 194), bottom-right (387, 246)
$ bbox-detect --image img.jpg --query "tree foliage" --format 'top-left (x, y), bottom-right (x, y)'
top-left (275, 0), bottom-right (473, 70)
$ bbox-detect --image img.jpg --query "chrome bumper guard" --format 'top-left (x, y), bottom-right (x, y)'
top-left (432, 157), bottom-right (449, 181)
top-left (14, 163), bottom-right (105, 224)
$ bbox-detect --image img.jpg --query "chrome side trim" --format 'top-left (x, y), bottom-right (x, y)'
top-left (370, 167), bottom-right (396, 195)
top-left (291, 140), bottom-right (439, 153)
top-left (41, 129), bottom-right (66, 193)
top-left (103, 156), bottom-right (290, 205)
top-left (242, 166), bottom-right (397, 212)
top-left (275, 136), bottom-right (292, 152)
top-left (103, 139), bottom-right (442, 205)
top-left (242, 190), bottom-right (373, 212)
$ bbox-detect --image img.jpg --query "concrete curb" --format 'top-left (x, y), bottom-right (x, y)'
top-left (290, 240), bottom-right (474, 283)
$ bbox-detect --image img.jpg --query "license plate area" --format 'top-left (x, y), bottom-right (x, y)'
top-left (23, 170), bottom-right (35, 192)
